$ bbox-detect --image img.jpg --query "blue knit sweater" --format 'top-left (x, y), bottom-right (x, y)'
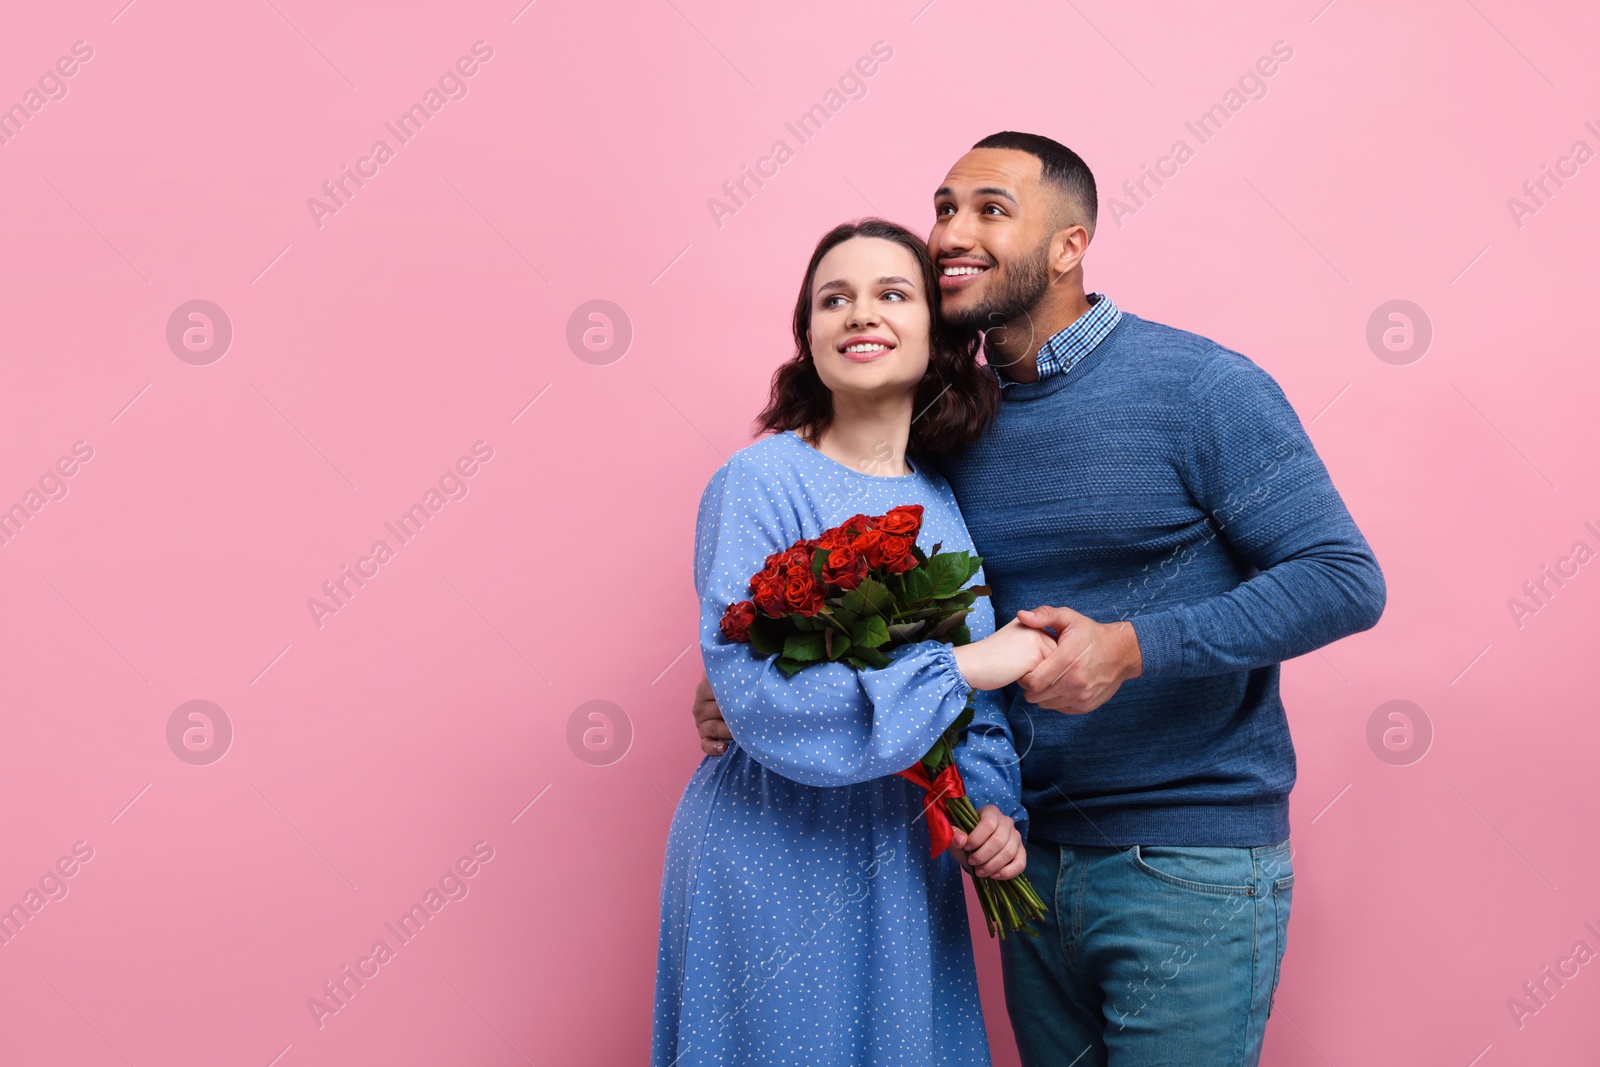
top-left (939, 311), bottom-right (1386, 847)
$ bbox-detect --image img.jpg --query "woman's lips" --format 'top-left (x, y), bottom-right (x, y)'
top-left (838, 337), bottom-right (895, 363)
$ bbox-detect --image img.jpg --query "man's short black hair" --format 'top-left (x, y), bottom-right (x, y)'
top-left (971, 131), bottom-right (1098, 234)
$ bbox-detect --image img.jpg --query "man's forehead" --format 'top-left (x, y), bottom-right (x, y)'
top-left (935, 148), bottom-right (1041, 198)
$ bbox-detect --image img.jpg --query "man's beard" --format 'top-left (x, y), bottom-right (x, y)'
top-left (942, 240), bottom-right (1052, 333)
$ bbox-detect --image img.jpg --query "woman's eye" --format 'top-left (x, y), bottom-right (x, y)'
top-left (881, 290), bottom-right (906, 302)
top-left (822, 295), bottom-right (847, 308)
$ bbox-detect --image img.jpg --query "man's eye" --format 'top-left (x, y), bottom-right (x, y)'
top-left (984, 203), bottom-right (1005, 215)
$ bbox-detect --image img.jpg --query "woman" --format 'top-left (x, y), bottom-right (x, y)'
top-left (652, 219), bottom-right (1054, 1067)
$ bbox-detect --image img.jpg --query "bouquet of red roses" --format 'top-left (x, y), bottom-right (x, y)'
top-left (719, 504), bottom-right (1046, 938)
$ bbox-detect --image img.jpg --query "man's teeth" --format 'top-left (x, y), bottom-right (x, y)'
top-left (844, 343), bottom-right (889, 353)
top-left (942, 266), bottom-right (987, 276)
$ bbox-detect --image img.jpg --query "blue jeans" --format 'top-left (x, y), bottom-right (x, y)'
top-left (1000, 838), bottom-right (1294, 1067)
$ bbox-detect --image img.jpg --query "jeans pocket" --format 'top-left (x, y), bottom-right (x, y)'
top-left (1259, 838), bottom-right (1294, 891)
top-left (1128, 844), bottom-right (1258, 897)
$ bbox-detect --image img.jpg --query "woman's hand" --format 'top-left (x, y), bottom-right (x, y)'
top-left (951, 618), bottom-right (1057, 691)
top-left (950, 804), bottom-right (1027, 881)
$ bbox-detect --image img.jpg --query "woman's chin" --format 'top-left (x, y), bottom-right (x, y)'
top-left (826, 374), bottom-right (920, 402)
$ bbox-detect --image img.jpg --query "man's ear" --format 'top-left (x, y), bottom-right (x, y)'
top-left (1050, 223), bottom-right (1090, 278)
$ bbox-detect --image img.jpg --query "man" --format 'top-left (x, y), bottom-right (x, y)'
top-left (693, 131), bottom-right (1385, 1066)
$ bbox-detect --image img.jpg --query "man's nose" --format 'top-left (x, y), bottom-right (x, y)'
top-left (936, 209), bottom-right (978, 255)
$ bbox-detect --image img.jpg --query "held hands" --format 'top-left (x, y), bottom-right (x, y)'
top-left (949, 805), bottom-right (1026, 880)
top-left (689, 606), bottom-right (1133, 755)
top-left (950, 618), bottom-right (1058, 691)
top-left (698, 618), bottom-right (1058, 756)
top-left (1013, 606), bottom-right (1143, 715)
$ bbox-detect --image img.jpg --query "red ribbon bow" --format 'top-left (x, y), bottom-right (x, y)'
top-left (895, 762), bottom-right (967, 858)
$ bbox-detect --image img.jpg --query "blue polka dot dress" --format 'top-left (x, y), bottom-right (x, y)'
top-left (652, 430), bottom-right (1026, 1067)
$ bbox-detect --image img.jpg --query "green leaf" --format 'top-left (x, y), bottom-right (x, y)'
top-left (965, 554), bottom-right (984, 581)
top-left (922, 593), bottom-right (974, 616)
top-left (851, 616), bottom-right (890, 649)
top-left (851, 645), bottom-right (891, 669)
top-left (925, 552), bottom-right (970, 598)
top-left (951, 624), bottom-right (972, 646)
top-left (855, 578), bottom-right (893, 614)
top-left (747, 616), bottom-right (786, 656)
top-left (902, 566), bottom-right (934, 602)
top-left (827, 633), bottom-right (851, 660)
top-left (885, 620), bottom-right (927, 643)
top-left (928, 609), bottom-right (972, 642)
top-left (811, 548), bottom-right (829, 578)
top-left (783, 630), bottom-right (825, 661)
top-left (776, 656), bottom-right (808, 676)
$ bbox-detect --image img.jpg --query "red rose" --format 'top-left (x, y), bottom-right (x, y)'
top-left (821, 545), bottom-right (869, 590)
top-left (839, 513), bottom-right (877, 536)
top-left (784, 572), bottom-right (823, 616)
top-left (878, 534), bottom-right (917, 574)
top-left (817, 526), bottom-right (854, 551)
top-left (751, 559), bottom-right (782, 602)
top-left (852, 530), bottom-right (884, 568)
top-left (720, 600), bottom-right (757, 642)
top-left (779, 547), bottom-right (816, 582)
top-left (878, 504), bottom-right (924, 538)
top-left (752, 575), bottom-right (787, 617)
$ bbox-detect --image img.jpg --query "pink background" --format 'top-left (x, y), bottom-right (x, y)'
top-left (1, 1), bottom-right (1597, 1064)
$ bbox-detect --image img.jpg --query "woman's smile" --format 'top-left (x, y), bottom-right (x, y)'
top-left (838, 334), bottom-right (897, 362)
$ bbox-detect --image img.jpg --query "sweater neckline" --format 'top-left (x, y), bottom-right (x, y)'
top-left (995, 312), bottom-right (1135, 401)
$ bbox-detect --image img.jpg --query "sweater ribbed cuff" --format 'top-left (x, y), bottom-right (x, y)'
top-left (1129, 610), bottom-right (1186, 680)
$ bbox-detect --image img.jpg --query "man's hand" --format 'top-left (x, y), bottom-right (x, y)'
top-left (949, 804), bottom-right (1026, 880)
top-left (1013, 606), bottom-right (1143, 714)
top-left (694, 672), bottom-right (733, 756)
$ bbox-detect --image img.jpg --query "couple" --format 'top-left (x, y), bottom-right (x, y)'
top-left (653, 132), bottom-right (1386, 1067)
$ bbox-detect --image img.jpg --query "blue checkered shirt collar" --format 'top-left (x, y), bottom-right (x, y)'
top-left (991, 292), bottom-right (1121, 388)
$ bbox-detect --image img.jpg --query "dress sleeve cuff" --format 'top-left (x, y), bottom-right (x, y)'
top-left (932, 641), bottom-right (974, 700)
top-left (879, 639), bottom-right (973, 697)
